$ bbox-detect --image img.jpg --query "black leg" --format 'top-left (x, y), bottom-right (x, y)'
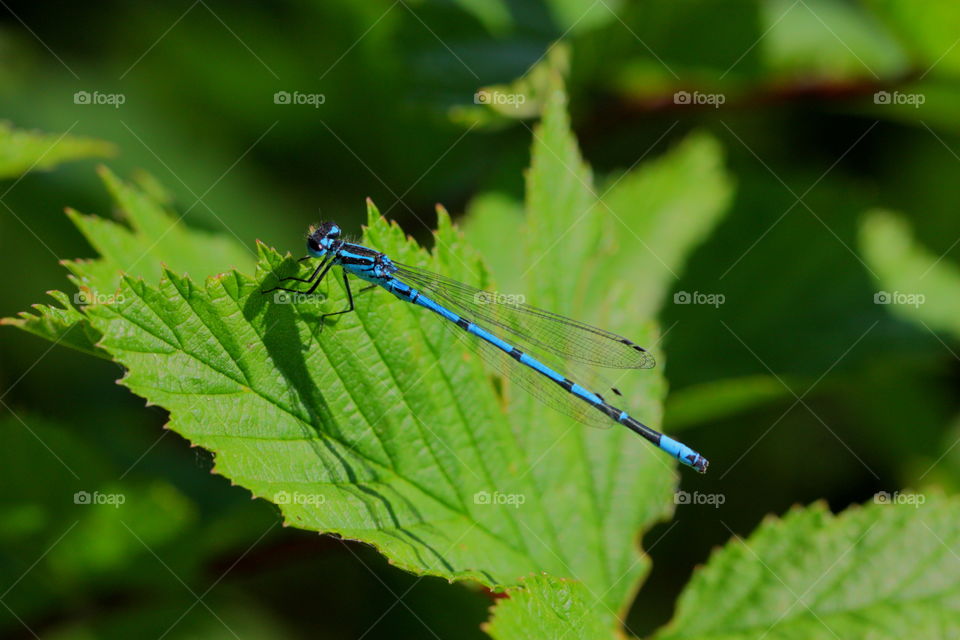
top-left (277, 259), bottom-right (326, 285)
top-left (261, 256), bottom-right (334, 295)
top-left (304, 261), bottom-right (335, 294)
top-left (320, 271), bottom-right (358, 322)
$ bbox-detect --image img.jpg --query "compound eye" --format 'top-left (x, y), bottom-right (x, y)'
top-left (307, 237), bottom-right (321, 252)
top-left (327, 225), bottom-right (341, 239)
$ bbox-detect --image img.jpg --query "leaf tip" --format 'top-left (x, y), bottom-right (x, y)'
top-left (365, 197), bottom-right (381, 222)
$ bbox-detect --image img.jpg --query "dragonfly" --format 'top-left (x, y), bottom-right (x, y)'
top-left (263, 221), bottom-right (709, 473)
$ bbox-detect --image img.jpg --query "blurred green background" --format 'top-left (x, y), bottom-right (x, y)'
top-left (2, 0), bottom-right (960, 637)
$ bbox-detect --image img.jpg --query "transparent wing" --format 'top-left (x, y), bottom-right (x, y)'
top-left (394, 262), bottom-right (655, 370)
top-left (393, 263), bottom-right (650, 429)
top-left (427, 298), bottom-right (616, 429)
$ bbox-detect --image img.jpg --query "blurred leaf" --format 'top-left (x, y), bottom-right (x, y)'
top-left (464, 120), bottom-right (730, 329)
top-left (665, 375), bottom-right (792, 431)
top-left (604, 0), bottom-right (765, 94)
top-left (45, 596), bottom-right (293, 640)
top-left (655, 494), bottom-right (960, 639)
top-left (453, 0), bottom-right (513, 35)
top-left (461, 191), bottom-right (525, 286)
top-left (762, 0), bottom-right (908, 81)
top-left (523, 74), bottom-right (598, 313)
top-left (483, 574), bottom-right (610, 640)
top-left (858, 80), bottom-right (960, 133)
top-left (596, 130), bottom-right (734, 317)
top-left (548, 0), bottom-right (623, 34)
top-left (0, 417), bottom-right (195, 632)
top-left (916, 413), bottom-right (960, 493)
top-left (0, 122), bottom-right (114, 178)
top-left (859, 209), bottom-right (960, 336)
top-left (48, 480), bottom-right (194, 576)
top-left (867, 0), bottom-right (960, 77)
top-left (452, 44), bottom-right (570, 125)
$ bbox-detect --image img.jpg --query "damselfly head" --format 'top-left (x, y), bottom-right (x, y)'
top-left (306, 221), bottom-right (341, 257)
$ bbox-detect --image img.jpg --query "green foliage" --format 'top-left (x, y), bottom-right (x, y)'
top-left (859, 210), bottom-right (960, 487)
top-left (0, 290), bottom-right (104, 358)
top-left (6, 74), bottom-right (732, 638)
top-left (64, 166), bottom-right (253, 292)
top-left (453, 0), bottom-right (512, 35)
top-left (0, 416), bottom-right (197, 632)
top-left (860, 210), bottom-right (960, 336)
top-left (0, 122), bottom-right (114, 178)
top-left (453, 45), bottom-right (570, 125)
top-left (656, 495), bottom-right (960, 639)
top-left (484, 574), bottom-right (610, 639)
top-left (761, 0), bottom-right (908, 81)
top-left (596, 131), bottom-right (733, 318)
top-left (867, 0), bottom-right (960, 76)
top-left (2, 167), bottom-right (253, 358)
top-left (6, 6), bottom-right (960, 633)
top-left (77, 205), bottom-right (668, 637)
top-left (665, 375), bottom-right (792, 432)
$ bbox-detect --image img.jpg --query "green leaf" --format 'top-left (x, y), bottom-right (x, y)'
top-left (523, 76), bottom-right (598, 314)
top-left (64, 166), bottom-right (254, 294)
top-left (0, 122), bottom-right (115, 178)
top-left (484, 574), bottom-right (610, 640)
top-left (655, 494), bottom-right (960, 640)
top-left (867, 0), bottom-right (960, 77)
top-left (79, 204), bottom-right (672, 628)
top-left (597, 130), bottom-right (733, 317)
top-left (665, 375), bottom-right (793, 432)
top-left (465, 131), bottom-right (732, 322)
top-left (762, 0), bottom-right (909, 81)
top-left (453, 0), bottom-right (512, 35)
top-left (547, 0), bottom-right (622, 34)
top-left (461, 192), bottom-right (525, 284)
top-left (4, 166), bottom-right (253, 357)
top-left (859, 209), bottom-right (960, 336)
top-left (0, 416), bottom-right (195, 629)
top-left (0, 290), bottom-right (105, 359)
top-left (452, 44), bottom-right (570, 126)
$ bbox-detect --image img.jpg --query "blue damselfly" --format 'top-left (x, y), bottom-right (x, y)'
top-left (263, 222), bottom-right (708, 473)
